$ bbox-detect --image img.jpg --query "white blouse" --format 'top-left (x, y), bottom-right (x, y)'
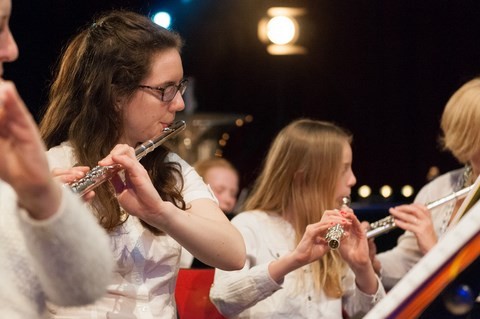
top-left (210, 210), bottom-right (385, 319)
top-left (46, 142), bottom-right (217, 319)
top-left (376, 168), bottom-right (465, 289)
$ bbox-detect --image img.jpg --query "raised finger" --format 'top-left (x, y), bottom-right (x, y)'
top-left (389, 206), bottom-right (418, 223)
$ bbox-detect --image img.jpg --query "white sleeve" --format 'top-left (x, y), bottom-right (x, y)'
top-left (18, 187), bottom-right (114, 306)
top-left (375, 184), bottom-right (429, 289)
top-left (375, 171), bottom-right (457, 289)
top-left (167, 152), bottom-right (217, 204)
top-left (209, 214), bottom-right (281, 317)
top-left (342, 268), bottom-right (386, 316)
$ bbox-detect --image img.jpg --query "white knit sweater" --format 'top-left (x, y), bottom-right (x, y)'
top-left (0, 181), bottom-right (114, 318)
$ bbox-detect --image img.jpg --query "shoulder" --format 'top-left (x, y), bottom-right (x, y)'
top-left (232, 211), bottom-right (294, 252)
top-left (432, 168), bottom-right (464, 184)
top-left (421, 168), bottom-right (464, 191)
top-left (166, 152), bottom-right (218, 202)
top-left (231, 210), bottom-right (279, 228)
top-left (165, 152), bottom-right (195, 178)
top-left (415, 167), bottom-right (464, 202)
top-left (165, 152), bottom-right (190, 169)
top-left (46, 142), bottom-right (76, 168)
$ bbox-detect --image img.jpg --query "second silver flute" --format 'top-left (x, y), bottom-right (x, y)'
top-left (366, 184), bottom-right (475, 239)
top-left (325, 184), bottom-right (474, 248)
top-left (68, 120), bottom-right (186, 197)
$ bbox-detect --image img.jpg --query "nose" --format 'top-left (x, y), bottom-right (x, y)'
top-left (0, 28), bottom-right (19, 63)
top-left (168, 91), bottom-right (185, 112)
top-left (221, 200), bottom-right (234, 213)
top-left (225, 197), bottom-right (234, 208)
top-left (348, 171), bottom-right (357, 188)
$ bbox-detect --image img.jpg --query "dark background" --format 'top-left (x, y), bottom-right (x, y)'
top-left (7, 0), bottom-right (480, 204)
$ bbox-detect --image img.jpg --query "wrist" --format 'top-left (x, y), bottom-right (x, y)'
top-left (353, 264), bottom-right (379, 294)
top-left (18, 179), bottom-right (62, 220)
top-left (372, 258), bottom-right (382, 277)
top-left (268, 252), bottom-right (303, 283)
top-left (350, 261), bottom-right (373, 275)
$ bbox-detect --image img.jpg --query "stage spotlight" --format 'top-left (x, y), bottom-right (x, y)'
top-left (153, 11), bottom-right (172, 29)
top-left (380, 185), bottom-right (393, 199)
top-left (258, 7), bottom-right (307, 55)
top-left (401, 185), bottom-right (415, 198)
top-left (266, 16), bottom-right (297, 45)
top-left (358, 185), bottom-right (372, 199)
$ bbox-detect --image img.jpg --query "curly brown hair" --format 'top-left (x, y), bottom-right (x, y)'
top-left (40, 10), bottom-right (186, 234)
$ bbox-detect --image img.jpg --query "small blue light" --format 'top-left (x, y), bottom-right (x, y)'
top-left (153, 12), bottom-right (172, 29)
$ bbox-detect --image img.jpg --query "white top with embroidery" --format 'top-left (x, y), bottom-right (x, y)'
top-left (377, 167), bottom-right (465, 289)
top-left (210, 210), bottom-right (385, 319)
top-left (46, 142), bottom-right (217, 319)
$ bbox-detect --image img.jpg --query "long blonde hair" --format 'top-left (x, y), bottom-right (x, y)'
top-left (245, 118), bottom-right (352, 297)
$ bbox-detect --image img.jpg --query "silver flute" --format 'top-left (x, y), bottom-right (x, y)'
top-left (68, 120), bottom-right (186, 197)
top-left (366, 184), bottom-right (475, 239)
top-left (325, 196), bottom-right (351, 249)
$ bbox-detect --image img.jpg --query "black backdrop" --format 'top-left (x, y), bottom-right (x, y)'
top-left (7, 0), bottom-right (480, 201)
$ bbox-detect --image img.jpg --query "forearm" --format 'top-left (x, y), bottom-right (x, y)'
top-left (376, 232), bottom-right (424, 289)
top-left (179, 217), bottom-right (246, 270)
top-left (351, 263), bottom-right (379, 295)
top-left (210, 263), bottom-right (282, 317)
top-left (161, 200), bottom-right (246, 270)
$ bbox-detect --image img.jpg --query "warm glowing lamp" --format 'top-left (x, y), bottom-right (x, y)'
top-left (258, 7), bottom-right (307, 55)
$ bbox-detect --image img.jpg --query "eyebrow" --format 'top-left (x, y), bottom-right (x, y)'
top-left (151, 79), bottom-right (184, 87)
top-left (154, 81), bottom-right (175, 88)
top-left (342, 162), bottom-right (352, 169)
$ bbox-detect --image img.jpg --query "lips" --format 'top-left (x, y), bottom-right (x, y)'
top-left (161, 122), bottom-right (173, 129)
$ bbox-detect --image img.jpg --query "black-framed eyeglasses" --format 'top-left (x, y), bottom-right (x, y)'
top-left (138, 78), bottom-right (188, 102)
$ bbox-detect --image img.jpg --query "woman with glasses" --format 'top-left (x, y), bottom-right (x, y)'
top-left (39, 10), bottom-right (246, 319)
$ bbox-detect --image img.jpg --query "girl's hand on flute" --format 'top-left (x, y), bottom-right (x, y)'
top-left (339, 210), bottom-right (379, 295)
top-left (362, 220), bottom-right (382, 276)
top-left (388, 203), bottom-right (437, 254)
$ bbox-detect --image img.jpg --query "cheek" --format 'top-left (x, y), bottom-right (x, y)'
top-left (123, 112), bottom-right (145, 132)
top-left (128, 94), bottom-right (165, 117)
top-left (335, 177), bottom-right (348, 192)
top-left (127, 102), bottom-right (163, 127)
top-left (217, 191), bottom-right (227, 200)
